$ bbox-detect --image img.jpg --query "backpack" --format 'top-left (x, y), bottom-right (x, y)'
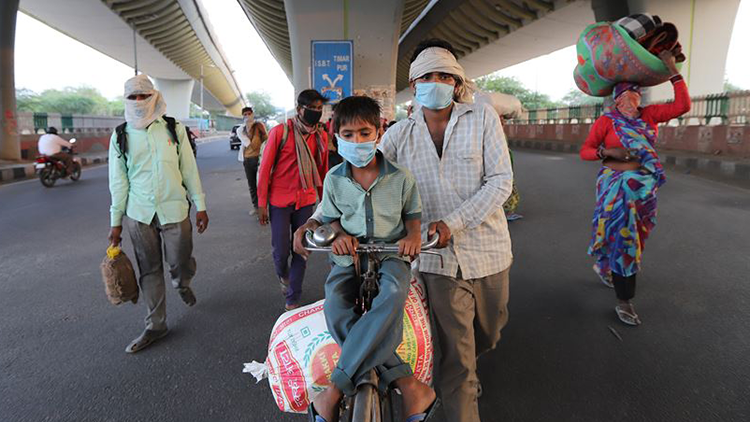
top-left (115, 115), bottom-right (180, 159)
top-left (270, 121), bottom-right (292, 173)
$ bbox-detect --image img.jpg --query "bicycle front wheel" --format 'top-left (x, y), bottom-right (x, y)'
top-left (351, 383), bottom-right (381, 422)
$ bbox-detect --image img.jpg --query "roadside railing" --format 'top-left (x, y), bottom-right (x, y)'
top-left (509, 90), bottom-right (750, 126)
top-left (18, 112), bottom-right (213, 135)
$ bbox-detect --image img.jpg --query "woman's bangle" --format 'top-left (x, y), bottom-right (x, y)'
top-left (597, 148), bottom-right (605, 159)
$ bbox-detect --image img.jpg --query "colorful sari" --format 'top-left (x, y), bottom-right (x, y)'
top-left (589, 110), bottom-right (665, 278)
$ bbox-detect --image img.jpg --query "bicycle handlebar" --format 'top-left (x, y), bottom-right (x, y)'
top-left (304, 230), bottom-right (439, 254)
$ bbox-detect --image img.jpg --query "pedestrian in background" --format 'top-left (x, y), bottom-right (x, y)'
top-left (580, 51), bottom-right (689, 326)
top-left (257, 89), bottom-right (329, 311)
top-left (108, 74), bottom-right (209, 353)
top-left (237, 106), bottom-right (267, 216)
top-left (325, 116), bottom-right (343, 167)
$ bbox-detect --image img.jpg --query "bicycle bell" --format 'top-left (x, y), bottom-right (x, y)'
top-left (312, 224), bottom-right (336, 246)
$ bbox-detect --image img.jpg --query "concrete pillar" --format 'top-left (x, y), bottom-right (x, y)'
top-left (153, 78), bottom-right (195, 120)
top-left (0, 0), bottom-right (20, 161)
top-left (628, 0), bottom-right (741, 101)
top-left (284, 0), bottom-right (404, 120)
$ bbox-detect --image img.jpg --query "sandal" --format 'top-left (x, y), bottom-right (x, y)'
top-left (125, 328), bottom-right (168, 354)
top-left (593, 264), bottom-right (614, 288)
top-left (406, 397), bottom-right (441, 422)
top-left (615, 305), bottom-right (642, 326)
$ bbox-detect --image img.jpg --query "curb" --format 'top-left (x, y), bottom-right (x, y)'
top-left (0, 155), bottom-right (109, 184)
top-left (507, 138), bottom-right (750, 184)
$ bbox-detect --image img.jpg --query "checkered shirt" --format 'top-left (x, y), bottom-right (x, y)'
top-left (615, 13), bottom-right (661, 41)
top-left (379, 102), bottom-right (514, 279)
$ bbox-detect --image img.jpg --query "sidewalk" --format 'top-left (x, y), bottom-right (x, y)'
top-left (507, 138), bottom-right (750, 187)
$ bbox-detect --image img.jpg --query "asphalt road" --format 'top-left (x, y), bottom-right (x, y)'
top-left (1, 139), bottom-right (748, 422)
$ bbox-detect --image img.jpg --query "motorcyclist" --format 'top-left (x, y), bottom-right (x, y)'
top-left (37, 127), bottom-right (74, 174)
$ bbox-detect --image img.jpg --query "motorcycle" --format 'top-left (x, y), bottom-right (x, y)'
top-left (35, 138), bottom-right (82, 188)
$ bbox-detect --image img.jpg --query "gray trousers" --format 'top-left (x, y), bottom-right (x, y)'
top-left (125, 216), bottom-right (196, 331)
top-left (324, 258), bottom-right (413, 396)
top-left (422, 267), bottom-right (511, 422)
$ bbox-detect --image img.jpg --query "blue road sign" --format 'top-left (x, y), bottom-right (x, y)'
top-left (311, 40), bottom-right (353, 104)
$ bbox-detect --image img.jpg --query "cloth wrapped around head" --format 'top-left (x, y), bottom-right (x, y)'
top-left (409, 47), bottom-right (476, 103)
top-left (124, 74), bottom-right (167, 130)
top-left (613, 82), bottom-right (641, 100)
top-left (613, 82), bottom-right (642, 118)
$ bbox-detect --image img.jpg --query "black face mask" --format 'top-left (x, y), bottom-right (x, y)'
top-left (301, 107), bottom-right (322, 126)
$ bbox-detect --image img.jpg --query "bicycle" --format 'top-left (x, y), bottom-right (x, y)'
top-left (304, 225), bottom-right (442, 422)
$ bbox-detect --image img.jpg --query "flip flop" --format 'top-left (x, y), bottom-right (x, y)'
top-left (615, 305), bottom-right (642, 326)
top-left (406, 397), bottom-right (441, 422)
top-left (307, 403), bottom-right (327, 422)
top-left (125, 328), bottom-right (168, 354)
top-left (506, 213), bottom-right (524, 222)
top-left (593, 264), bottom-right (614, 288)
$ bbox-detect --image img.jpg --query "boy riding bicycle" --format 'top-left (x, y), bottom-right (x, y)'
top-left (307, 96), bottom-right (438, 422)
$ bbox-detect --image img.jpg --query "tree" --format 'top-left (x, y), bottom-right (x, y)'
top-left (473, 74), bottom-right (562, 109)
top-left (723, 79), bottom-right (744, 93)
top-left (15, 88), bottom-right (42, 112)
top-left (15, 86), bottom-right (124, 115)
top-left (245, 91), bottom-right (279, 120)
top-left (107, 96), bottom-right (125, 116)
top-left (560, 89), bottom-right (603, 106)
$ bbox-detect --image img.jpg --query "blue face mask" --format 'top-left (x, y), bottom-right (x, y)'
top-left (336, 135), bottom-right (377, 168)
top-left (414, 82), bottom-right (454, 110)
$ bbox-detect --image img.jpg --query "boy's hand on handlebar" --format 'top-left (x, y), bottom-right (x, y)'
top-left (398, 232), bottom-right (422, 259)
top-left (332, 233), bottom-right (359, 256)
top-left (293, 219), bottom-right (321, 258)
top-left (428, 221), bottom-right (452, 248)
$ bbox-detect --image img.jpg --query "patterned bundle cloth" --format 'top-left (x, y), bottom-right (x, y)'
top-left (589, 110), bottom-right (665, 278)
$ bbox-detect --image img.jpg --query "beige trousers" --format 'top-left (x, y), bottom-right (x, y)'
top-left (422, 266), bottom-right (511, 422)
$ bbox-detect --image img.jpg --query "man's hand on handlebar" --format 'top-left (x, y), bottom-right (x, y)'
top-left (293, 219), bottom-right (321, 258)
top-left (428, 220), bottom-right (452, 248)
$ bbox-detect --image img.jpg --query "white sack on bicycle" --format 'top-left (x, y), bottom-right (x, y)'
top-left (251, 263), bottom-right (433, 414)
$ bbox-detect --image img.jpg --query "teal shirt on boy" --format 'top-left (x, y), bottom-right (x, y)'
top-left (320, 151), bottom-right (422, 267)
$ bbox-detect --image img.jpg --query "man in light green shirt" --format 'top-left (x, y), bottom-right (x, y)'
top-left (107, 75), bottom-right (209, 354)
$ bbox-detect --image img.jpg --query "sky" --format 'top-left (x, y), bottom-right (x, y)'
top-left (13, 0), bottom-right (750, 110)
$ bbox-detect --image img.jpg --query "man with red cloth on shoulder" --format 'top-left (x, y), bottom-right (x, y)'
top-left (257, 89), bottom-right (329, 311)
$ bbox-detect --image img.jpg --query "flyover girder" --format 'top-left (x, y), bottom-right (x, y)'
top-left (142, 19), bottom-right (191, 40)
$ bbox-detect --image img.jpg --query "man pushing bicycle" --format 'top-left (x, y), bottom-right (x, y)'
top-left (297, 96), bottom-right (439, 422)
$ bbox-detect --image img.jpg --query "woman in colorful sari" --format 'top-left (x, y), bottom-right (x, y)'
top-left (580, 51), bottom-right (690, 326)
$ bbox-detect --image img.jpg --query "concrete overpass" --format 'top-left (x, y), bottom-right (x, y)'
top-left (242, 0), bottom-right (740, 114)
top-left (1, 0), bottom-right (247, 160)
top-left (20, 0), bottom-right (246, 118)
